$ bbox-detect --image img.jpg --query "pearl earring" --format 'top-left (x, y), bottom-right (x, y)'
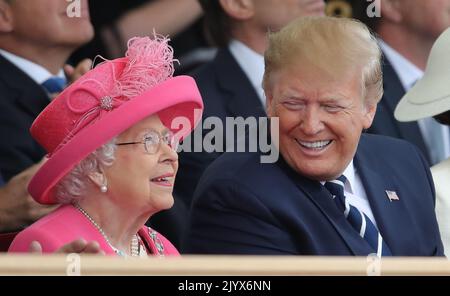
top-left (100, 184), bottom-right (107, 193)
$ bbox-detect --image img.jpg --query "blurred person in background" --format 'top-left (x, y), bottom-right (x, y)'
top-left (71, 0), bottom-right (208, 73)
top-left (353, 0), bottom-right (450, 165)
top-left (0, 0), bottom-right (94, 246)
top-left (395, 27), bottom-right (450, 256)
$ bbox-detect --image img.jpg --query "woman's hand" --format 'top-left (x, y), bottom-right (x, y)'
top-left (29, 239), bottom-right (105, 255)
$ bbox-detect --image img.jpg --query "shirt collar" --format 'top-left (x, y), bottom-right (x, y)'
top-left (0, 49), bottom-right (65, 85)
top-left (228, 39), bottom-right (265, 102)
top-left (379, 40), bottom-right (423, 90)
top-left (341, 160), bottom-right (356, 194)
top-left (320, 160), bottom-right (356, 194)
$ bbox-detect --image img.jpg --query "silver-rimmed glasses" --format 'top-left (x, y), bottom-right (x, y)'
top-left (116, 130), bottom-right (178, 154)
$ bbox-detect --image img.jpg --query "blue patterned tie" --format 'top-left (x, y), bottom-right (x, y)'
top-left (325, 176), bottom-right (392, 256)
top-left (41, 76), bottom-right (66, 94)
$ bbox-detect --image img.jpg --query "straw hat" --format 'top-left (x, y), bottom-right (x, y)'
top-left (395, 27), bottom-right (450, 122)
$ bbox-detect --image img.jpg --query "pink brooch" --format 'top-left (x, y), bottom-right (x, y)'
top-left (100, 96), bottom-right (113, 111)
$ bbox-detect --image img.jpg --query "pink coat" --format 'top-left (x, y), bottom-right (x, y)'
top-left (8, 204), bottom-right (179, 256)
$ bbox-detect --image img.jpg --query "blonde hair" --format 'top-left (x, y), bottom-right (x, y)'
top-left (263, 16), bottom-right (383, 106)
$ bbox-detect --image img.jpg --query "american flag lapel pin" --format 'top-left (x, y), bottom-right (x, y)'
top-left (385, 190), bottom-right (400, 202)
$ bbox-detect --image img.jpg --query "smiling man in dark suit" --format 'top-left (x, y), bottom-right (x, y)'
top-left (183, 16), bottom-right (443, 256)
top-left (175, 0), bottom-right (326, 206)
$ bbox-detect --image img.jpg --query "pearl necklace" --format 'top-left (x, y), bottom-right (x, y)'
top-left (74, 203), bottom-right (142, 257)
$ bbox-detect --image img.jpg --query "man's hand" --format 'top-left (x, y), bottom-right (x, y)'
top-left (29, 239), bottom-right (105, 255)
top-left (0, 160), bottom-right (57, 232)
top-left (64, 59), bottom-right (92, 84)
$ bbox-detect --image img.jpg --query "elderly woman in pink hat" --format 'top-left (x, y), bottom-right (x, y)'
top-left (8, 36), bottom-right (203, 257)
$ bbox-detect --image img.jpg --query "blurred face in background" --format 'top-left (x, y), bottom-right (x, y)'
top-left (396, 0), bottom-right (450, 39)
top-left (2, 0), bottom-right (93, 49)
top-left (251, 0), bottom-right (325, 32)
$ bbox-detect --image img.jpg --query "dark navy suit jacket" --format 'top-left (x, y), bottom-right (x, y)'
top-left (0, 55), bottom-right (48, 181)
top-left (175, 48), bottom-right (266, 206)
top-left (368, 55), bottom-right (430, 164)
top-left (183, 134), bottom-right (443, 256)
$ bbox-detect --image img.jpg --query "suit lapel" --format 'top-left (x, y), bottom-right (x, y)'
top-left (355, 136), bottom-right (418, 255)
top-left (381, 57), bottom-right (430, 162)
top-left (279, 159), bottom-right (374, 256)
top-left (15, 83), bottom-right (49, 118)
top-left (0, 55), bottom-right (49, 118)
top-left (213, 48), bottom-right (266, 118)
top-left (381, 58), bottom-right (405, 115)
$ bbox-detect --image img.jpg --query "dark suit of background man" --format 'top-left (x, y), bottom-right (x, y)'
top-left (183, 16), bottom-right (443, 256)
top-left (0, 0), bottom-right (93, 237)
top-left (175, 0), bottom-right (326, 207)
top-left (352, 0), bottom-right (450, 165)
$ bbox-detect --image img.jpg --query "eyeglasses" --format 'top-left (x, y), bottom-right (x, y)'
top-left (116, 130), bottom-right (178, 154)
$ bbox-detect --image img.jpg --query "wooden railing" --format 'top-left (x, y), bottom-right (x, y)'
top-left (0, 255), bottom-right (449, 275)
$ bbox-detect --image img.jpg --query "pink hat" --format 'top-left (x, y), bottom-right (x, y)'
top-left (29, 36), bottom-right (203, 204)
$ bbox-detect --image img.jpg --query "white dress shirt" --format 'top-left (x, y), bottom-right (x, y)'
top-left (322, 160), bottom-right (379, 228)
top-left (0, 49), bottom-right (65, 85)
top-left (228, 40), bottom-right (266, 108)
top-left (380, 40), bottom-right (450, 164)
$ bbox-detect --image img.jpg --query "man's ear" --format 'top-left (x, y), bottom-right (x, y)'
top-left (362, 102), bottom-right (377, 130)
top-left (380, 0), bottom-right (403, 23)
top-left (0, 0), bottom-right (14, 33)
top-left (219, 0), bottom-right (255, 20)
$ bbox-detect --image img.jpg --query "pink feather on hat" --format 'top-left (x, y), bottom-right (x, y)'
top-left (112, 35), bottom-right (178, 101)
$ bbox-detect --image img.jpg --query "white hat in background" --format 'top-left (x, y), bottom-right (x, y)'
top-left (395, 27), bottom-right (450, 122)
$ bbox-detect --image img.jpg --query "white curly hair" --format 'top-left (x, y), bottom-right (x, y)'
top-left (55, 138), bottom-right (117, 204)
